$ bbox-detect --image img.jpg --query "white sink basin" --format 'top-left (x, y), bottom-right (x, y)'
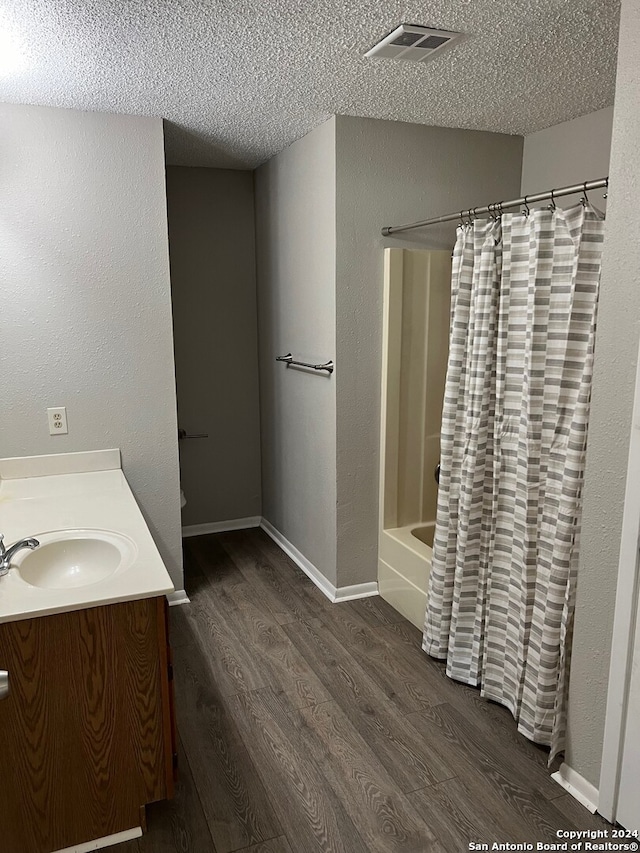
top-left (15, 529), bottom-right (137, 589)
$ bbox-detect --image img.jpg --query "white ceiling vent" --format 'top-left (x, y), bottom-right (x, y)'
top-left (365, 24), bottom-right (463, 63)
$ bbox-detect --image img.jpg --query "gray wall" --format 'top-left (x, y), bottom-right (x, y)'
top-left (254, 118), bottom-right (338, 584)
top-left (334, 116), bottom-right (524, 587)
top-left (167, 167), bottom-right (261, 527)
top-left (519, 107), bottom-right (618, 785)
top-left (0, 103), bottom-right (183, 587)
top-left (521, 107), bottom-right (614, 207)
top-left (566, 1), bottom-right (639, 787)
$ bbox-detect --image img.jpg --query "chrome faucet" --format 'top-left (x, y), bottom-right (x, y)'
top-left (0, 534), bottom-right (40, 576)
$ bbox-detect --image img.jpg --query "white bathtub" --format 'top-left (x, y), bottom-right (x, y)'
top-left (378, 522), bottom-right (435, 630)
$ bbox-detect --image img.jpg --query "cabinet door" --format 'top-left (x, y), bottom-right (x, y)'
top-left (0, 598), bottom-right (171, 853)
top-left (157, 594), bottom-right (178, 791)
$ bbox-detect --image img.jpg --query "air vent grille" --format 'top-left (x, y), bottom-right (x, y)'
top-left (365, 24), bottom-right (462, 63)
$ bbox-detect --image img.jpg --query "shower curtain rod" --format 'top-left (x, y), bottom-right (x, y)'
top-left (381, 177), bottom-right (609, 236)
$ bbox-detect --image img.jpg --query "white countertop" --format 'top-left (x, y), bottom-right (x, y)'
top-left (0, 450), bottom-right (174, 624)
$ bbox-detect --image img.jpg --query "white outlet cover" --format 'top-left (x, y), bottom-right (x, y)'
top-left (47, 407), bottom-right (68, 435)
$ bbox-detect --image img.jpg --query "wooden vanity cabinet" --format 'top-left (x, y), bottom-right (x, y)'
top-left (0, 596), bottom-right (176, 853)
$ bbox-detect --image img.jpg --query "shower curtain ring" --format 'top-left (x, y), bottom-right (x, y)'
top-left (522, 195), bottom-right (530, 216)
top-left (549, 189), bottom-right (557, 211)
top-left (580, 181), bottom-right (589, 206)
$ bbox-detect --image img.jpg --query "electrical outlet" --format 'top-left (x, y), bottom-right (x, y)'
top-left (47, 407), bottom-right (68, 436)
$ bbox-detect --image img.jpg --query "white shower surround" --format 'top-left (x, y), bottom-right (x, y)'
top-left (377, 248), bottom-right (452, 629)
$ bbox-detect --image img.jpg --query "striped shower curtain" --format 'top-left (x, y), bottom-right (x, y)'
top-left (423, 202), bottom-right (605, 759)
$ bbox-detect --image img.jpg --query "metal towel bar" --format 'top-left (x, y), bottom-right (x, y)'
top-left (178, 428), bottom-right (209, 440)
top-left (276, 353), bottom-right (334, 374)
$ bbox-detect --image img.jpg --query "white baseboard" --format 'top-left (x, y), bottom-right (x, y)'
top-left (551, 763), bottom-right (599, 814)
top-left (259, 518), bottom-right (379, 603)
top-left (182, 516), bottom-right (261, 538)
top-left (166, 589), bottom-right (190, 606)
top-left (260, 518), bottom-right (336, 601)
top-left (53, 827), bottom-right (142, 852)
top-left (334, 582), bottom-right (379, 602)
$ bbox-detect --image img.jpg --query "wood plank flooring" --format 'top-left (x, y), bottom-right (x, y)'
top-left (112, 528), bottom-right (610, 853)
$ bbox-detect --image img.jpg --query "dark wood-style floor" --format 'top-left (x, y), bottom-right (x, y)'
top-left (113, 528), bottom-right (609, 853)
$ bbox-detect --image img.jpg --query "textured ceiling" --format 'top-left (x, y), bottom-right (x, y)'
top-left (0, 0), bottom-right (621, 169)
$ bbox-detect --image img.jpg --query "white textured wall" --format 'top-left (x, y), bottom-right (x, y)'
top-left (566, 1), bottom-right (640, 788)
top-left (334, 116), bottom-right (523, 587)
top-left (167, 166), bottom-right (261, 527)
top-left (521, 107), bottom-right (614, 207)
top-left (255, 118), bottom-right (338, 584)
top-left (0, 103), bottom-right (182, 587)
